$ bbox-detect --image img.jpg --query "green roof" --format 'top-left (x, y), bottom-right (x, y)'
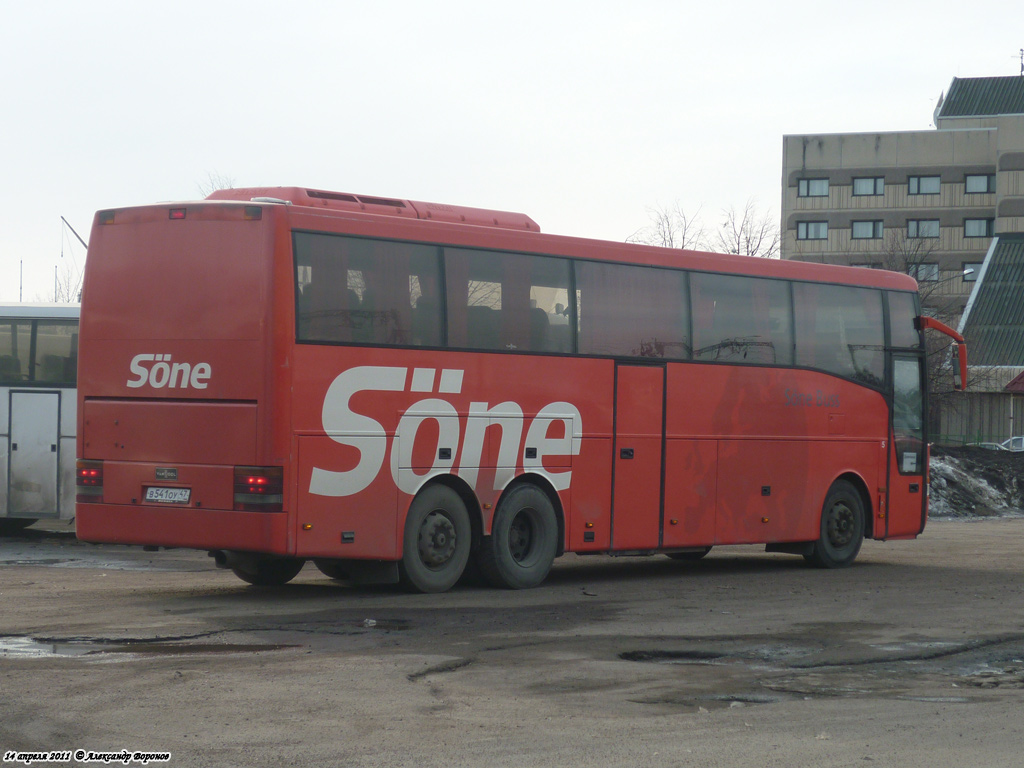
top-left (938, 76), bottom-right (1024, 118)
top-left (961, 234), bottom-right (1024, 367)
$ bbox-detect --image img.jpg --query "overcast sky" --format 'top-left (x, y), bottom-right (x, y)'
top-left (1, 1), bottom-right (1020, 301)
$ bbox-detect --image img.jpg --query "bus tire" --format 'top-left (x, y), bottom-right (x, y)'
top-left (227, 553), bottom-right (306, 586)
top-left (478, 484), bottom-right (558, 589)
top-left (666, 546), bottom-right (712, 561)
top-left (805, 480), bottom-right (865, 569)
top-left (399, 485), bottom-right (471, 593)
top-left (0, 518), bottom-right (35, 536)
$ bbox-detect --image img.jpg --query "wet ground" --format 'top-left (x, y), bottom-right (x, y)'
top-left (1, 519), bottom-right (1023, 767)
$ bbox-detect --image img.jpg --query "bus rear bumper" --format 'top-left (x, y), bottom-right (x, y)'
top-left (75, 504), bottom-right (291, 554)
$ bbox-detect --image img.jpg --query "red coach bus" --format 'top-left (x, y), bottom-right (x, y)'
top-left (75, 187), bottom-right (967, 592)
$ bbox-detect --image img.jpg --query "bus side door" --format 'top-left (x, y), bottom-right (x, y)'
top-left (886, 355), bottom-right (927, 537)
top-left (611, 364), bottom-right (665, 550)
top-left (8, 391), bottom-right (60, 517)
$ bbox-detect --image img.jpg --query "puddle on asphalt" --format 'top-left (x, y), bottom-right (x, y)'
top-left (870, 641), bottom-right (962, 653)
top-left (619, 650), bottom-right (727, 664)
top-left (0, 636), bottom-right (297, 659)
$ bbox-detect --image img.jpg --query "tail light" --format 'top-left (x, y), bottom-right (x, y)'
top-left (76, 459), bottom-right (104, 503)
top-left (233, 466), bottom-right (284, 512)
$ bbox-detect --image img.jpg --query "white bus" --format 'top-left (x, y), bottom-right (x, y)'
top-left (0, 303), bottom-right (79, 534)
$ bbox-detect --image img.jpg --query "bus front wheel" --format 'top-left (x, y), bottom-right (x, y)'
top-left (805, 480), bottom-right (865, 569)
top-left (479, 484), bottom-right (559, 589)
top-left (399, 485), bottom-right (471, 593)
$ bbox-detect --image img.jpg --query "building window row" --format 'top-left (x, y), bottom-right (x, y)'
top-left (853, 177), bottom-right (885, 196)
top-left (907, 219), bottom-right (940, 238)
top-left (796, 221), bottom-right (829, 240)
top-left (909, 263), bottom-right (939, 282)
top-left (965, 174), bottom-right (996, 194)
top-left (853, 262), bottom-right (981, 284)
top-left (964, 218), bottom-right (994, 237)
top-left (851, 220), bottom-right (884, 239)
top-left (908, 176), bottom-right (941, 195)
top-left (797, 173), bottom-right (995, 197)
top-left (798, 218), bottom-right (994, 241)
top-left (963, 262), bottom-right (982, 282)
top-left (797, 178), bottom-right (829, 197)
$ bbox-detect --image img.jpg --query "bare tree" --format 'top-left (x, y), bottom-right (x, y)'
top-left (54, 262), bottom-right (83, 303)
top-left (627, 202), bottom-right (706, 250)
top-left (197, 171), bottom-right (236, 198)
top-left (710, 198), bottom-right (780, 259)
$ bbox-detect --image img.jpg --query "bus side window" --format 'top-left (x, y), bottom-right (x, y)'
top-left (0, 320), bottom-right (31, 383)
top-left (887, 291), bottom-right (922, 349)
top-left (294, 234), bottom-right (443, 347)
top-left (794, 283), bottom-right (884, 385)
top-left (691, 273), bottom-right (792, 366)
top-left (577, 261), bottom-right (688, 359)
top-left (411, 277), bottom-right (443, 347)
top-left (445, 247), bottom-right (572, 353)
top-left (0, 354), bottom-right (21, 382)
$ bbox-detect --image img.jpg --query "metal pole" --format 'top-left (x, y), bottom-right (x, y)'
top-left (60, 216), bottom-right (89, 250)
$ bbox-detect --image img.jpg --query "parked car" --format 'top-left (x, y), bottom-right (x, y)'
top-left (967, 437), bottom-right (1023, 451)
top-left (1001, 436), bottom-right (1024, 452)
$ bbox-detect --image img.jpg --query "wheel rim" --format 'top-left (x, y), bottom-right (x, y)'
top-left (826, 500), bottom-right (856, 549)
top-left (508, 509), bottom-right (536, 562)
top-left (418, 510), bottom-right (458, 570)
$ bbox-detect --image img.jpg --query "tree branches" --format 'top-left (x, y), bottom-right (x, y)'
top-left (629, 198), bottom-right (779, 258)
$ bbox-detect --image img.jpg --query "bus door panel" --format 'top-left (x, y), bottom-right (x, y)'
top-left (715, 440), bottom-right (815, 544)
top-left (8, 391), bottom-right (60, 517)
top-left (662, 439), bottom-right (717, 548)
top-left (611, 365), bottom-right (665, 550)
top-left (886, 356), bottom-right (927, 538)
top-left (295, 435), bottom-right (400, 560)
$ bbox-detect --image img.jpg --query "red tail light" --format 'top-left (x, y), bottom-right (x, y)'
top-left (233, 466), bottom-right (284, 512)
top-left (76, 459), bottom-right (104, 503)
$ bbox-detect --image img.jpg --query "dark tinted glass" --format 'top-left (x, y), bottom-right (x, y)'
top-left (445, 248), bottom-right (571, 353)
top-left (295, 234), bottom-right (443, 346)
top-left (576, 262), bottom-right (689, 359)
top-left (887, 291), bottom-right (922, 349)
top-left (691, 273), bottom-right (793, 365)
top-left (34, 321), bottom-right (78, 384)
top-left (794, 283), bottom-right (884, 386)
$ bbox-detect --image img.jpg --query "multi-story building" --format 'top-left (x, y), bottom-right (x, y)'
top-left (781, 75), bottom-right (1024, 323)
top-left (781, 76), bottom-right (1024, 444)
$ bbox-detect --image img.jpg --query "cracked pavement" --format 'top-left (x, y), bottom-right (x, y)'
top-left (2, 519), bottom-right (1023, 767)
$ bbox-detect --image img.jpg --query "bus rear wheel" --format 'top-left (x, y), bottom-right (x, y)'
top-left (805, 480), bottom-right (865, 568)
top-left (479, 484), bottom-right (558, 589)
top-left (666, 546), bottom-right (712, 561)
top-left (226, 552), bottom-right (306, 586)
top-left (399, 485), bottom-right (471, 593)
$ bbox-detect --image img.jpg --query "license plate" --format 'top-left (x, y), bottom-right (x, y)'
top-left (145, 487), bottom-right (191, 504)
